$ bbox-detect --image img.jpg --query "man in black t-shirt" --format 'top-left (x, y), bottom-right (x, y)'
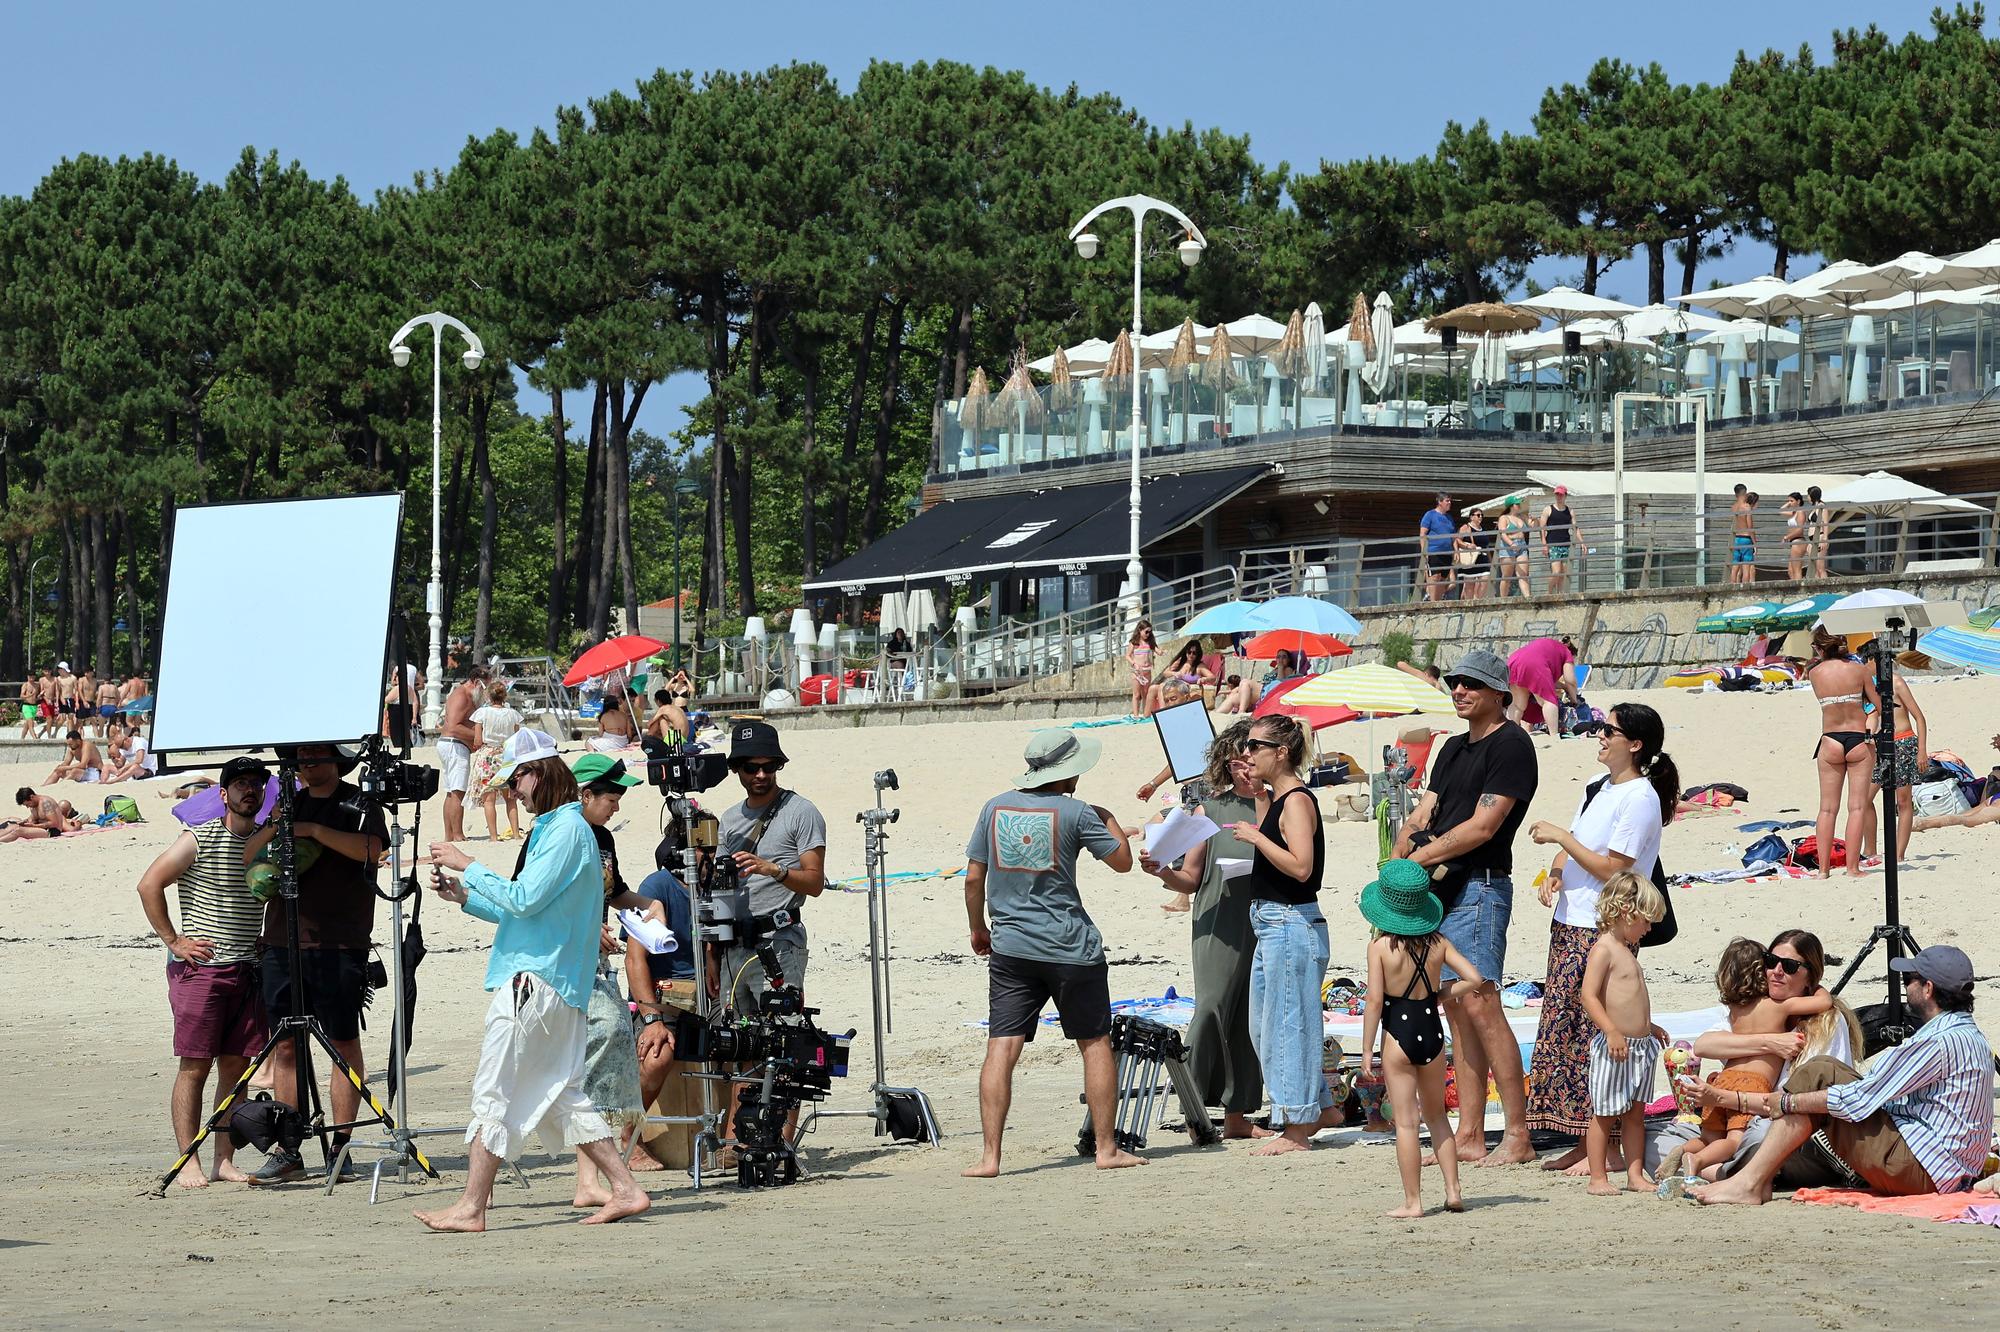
top-left (245, 742), bottom-right (387, 1182)
top-left (1394, 648), bottom-right (1538, 1167)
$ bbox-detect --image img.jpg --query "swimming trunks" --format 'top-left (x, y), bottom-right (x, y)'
top-left (1548, 544), bottom-right (1571, 562)
top-left (1732, 535), bottom-right (1755, 564)
top-left (1382, 938), bottom-right (1446, 1066)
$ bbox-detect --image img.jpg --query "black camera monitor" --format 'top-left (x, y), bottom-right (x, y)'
top-left (150, 494), bottom-right (402, 764)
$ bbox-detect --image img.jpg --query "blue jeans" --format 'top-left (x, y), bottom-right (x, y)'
top-left (1247, 899), bottom-right (1333, 1127)
top-left (1440, 873), bottom-right (1513, 984)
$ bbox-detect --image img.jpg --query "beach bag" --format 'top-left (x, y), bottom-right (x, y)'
top-left (1914, 780), bottom-right (1971, 819)
top-left (1788, 835), bottom-right (1845, 870)
top-left (1742, 833), bottom-right (1789, 867)
top-left (97, 794), bottom-right (142, 826)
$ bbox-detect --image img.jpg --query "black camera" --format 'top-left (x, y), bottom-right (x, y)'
top-left (354, 756), bottom-right (439, 808)
top-left (673, 990), bottom-right (853, 1187)
top-left (642, 735), bottom-right (730, 793)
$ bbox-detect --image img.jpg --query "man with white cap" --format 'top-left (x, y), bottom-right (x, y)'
top-left (962, 728), bottom-right (1143, 1177)
top-left (1694, 945), bottom-right (1994, 1205)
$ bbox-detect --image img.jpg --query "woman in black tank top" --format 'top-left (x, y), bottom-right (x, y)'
top-left (1229, 716), bottom-right (1332, 1154)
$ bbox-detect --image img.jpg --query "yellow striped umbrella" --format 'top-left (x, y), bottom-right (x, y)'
top-left (1283, 663), bottom-right (1457, 715)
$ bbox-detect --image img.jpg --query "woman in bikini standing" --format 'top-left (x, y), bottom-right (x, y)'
top-left (1782, 492), bottom-right (1809, 581)
top-left (1454, 507), bottom-right (1493, 600)
top-left (1806, 626), bottom-right (1877, 878)
top-left (1496, 500), bottom-right (1532, 599)
top-left (1806, 485), bottom-right (1831, 578)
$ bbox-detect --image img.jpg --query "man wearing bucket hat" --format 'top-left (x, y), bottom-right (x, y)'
top-left (962, 729), bottom-right (1143, 1177)
top-left (1393, 647), bottom-right (1539, 1167)
top-left (1694, 945), bottom-right (1994, 1205)
top-left (714, 720), bottom-right (826, 1012)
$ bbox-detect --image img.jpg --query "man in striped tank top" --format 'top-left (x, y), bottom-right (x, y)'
top-left (137, 756), bottom-right (273, 1187)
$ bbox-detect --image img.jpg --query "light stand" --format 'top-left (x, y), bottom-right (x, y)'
top-left (797, 770), bottom-right (941, 1147)
top-left (1821, 600), bottom-right (1966, 1051)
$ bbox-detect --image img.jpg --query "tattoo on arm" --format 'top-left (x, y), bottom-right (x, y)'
top-left (1477, 793), bottom-right (1498, 809)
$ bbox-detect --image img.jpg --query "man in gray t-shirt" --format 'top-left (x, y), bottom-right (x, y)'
top-left (962, 729), bottom-right (1142, 1178)
top-left (714, 721), bottom-right (826, 1013)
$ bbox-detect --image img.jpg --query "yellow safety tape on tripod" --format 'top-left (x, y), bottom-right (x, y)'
top-left (343, 1065), bottom-right (438, 1176)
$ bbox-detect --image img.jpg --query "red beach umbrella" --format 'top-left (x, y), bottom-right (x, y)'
top-left (1253, 676), bottom-right (1362, 730)
top-left (563, 634), bottom-right (667, 686)
top-left (1240, 630), bottom-right (1352, 660)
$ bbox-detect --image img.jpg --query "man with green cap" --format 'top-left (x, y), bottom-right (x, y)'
top-left (962, 728), bottom-right (1143, 1177)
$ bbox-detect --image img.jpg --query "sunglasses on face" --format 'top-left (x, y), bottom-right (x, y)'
top-left (1596, 725), bottom-right (1628, 740)
top-left (1763, 952), bottom-right (1804, 976)
top-left (735, 760), bottom-right (782, 775)
top-left (1239, 738), bottom-right (1283, 754)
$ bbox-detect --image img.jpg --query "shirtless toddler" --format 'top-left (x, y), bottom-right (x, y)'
top-left (1579, 871), bottom-right (1670, 1195)
top-left (1681, 937), bottom-right (1832, 1178)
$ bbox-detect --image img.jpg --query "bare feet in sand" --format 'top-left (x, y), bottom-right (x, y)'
top-left (961, 1159), bottom-right (1001, 1178)
top-left (626, 1142), bottom-right (668, 1173)
top-left (1444, 1195), bottom-right (1465, 1213)
top-left (174, 1161), bottom-right (209, 1190)
top-left (579, 1188), bottom-right (650, 1224)
top-left (1383, 1202), bottom-right (1424, 1218)
top-left (1250, 1134), bottom-right (1311, 1157)
top-left (1690, 1177), bottom-right (1770, 1207)
top-left (572, 1187), bottom-right (612, 1209)
top-left (414, 1204), bottom-right (485, 1233)
top-left (1479, 1135), bottom-right (1536, 1167)
top-left (1221, 1112), bottom-right (1255, 1140)
top-left (1095, 1149), bottom-right (1147, 1170)
top-left (1162, 894), bottom-right (1192, 914)
top-left (1423, 1133), bottom-right (1485, 1167)
top-left (212, 1160), bottom-right (253, 1184)
top-left (1586, 1179), bottom-right (1625, 1196)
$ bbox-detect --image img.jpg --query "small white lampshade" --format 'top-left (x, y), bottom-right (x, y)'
top-left (1847, 314), bottom-right (1877, 347)
top-left (1719, 335), bottom-right (1748, 364)
top-left (744, 616), bottom-right (768, 642)
top-left (1147, 366), bottom-right (1168, 392)
top-left (1344, 341), bottom-right (1366, 370)
top-left (1683, 347), bottom-right (1713, 379)
top-left (1082, 378), bottom-right (1107, 403)
top-left (817, 622), bottom-right (839, 652)
top-left (954, 606), bottom-right (978, 637)
top-left (788, 608), bottom-right (815, 644)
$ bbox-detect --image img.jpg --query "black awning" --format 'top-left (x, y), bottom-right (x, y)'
top-left (803, 463), bottom-right (1272, 592)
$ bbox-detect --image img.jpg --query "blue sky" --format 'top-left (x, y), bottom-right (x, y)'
top-left (4, 0), bottom-right (1941, 443)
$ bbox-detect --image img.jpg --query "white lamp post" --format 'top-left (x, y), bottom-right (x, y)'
top-left (388, 311), bottom-right (485, 735)
top-left (1068, 195), bottom-right (1206, 625)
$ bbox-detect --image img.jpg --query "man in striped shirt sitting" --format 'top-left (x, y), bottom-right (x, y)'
top-left (137, 756), bottom-right (273, 1187)
top-left (1694, 945), bottom-right (1994, 1205)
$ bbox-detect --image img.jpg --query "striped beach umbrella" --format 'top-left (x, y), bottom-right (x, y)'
top-left (1284, 663), bottom-right (1457, 715)
top-left (1907, 624), bottom-right (2000, 674)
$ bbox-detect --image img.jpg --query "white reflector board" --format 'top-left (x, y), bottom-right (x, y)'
top-left (151, 494), bottom-right (402, 757)
top-left (1152, 697), bottom-right (1217, 784)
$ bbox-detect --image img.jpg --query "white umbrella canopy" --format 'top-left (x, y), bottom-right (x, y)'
top-left (1360, 292), bottom-right (1396, 395)
top-left (1787, 258), bottom-right (1876, 296)
top-left (1939, 239), bottom-right (2000, 288)
top-left (1671, 274), bottom-right (1839, 320)
top-left (1691, 317), bottom-right (1801, 348)
top-left (1137, 320), bottom-right (1212, 368)
top-left (1606, 303), bottom-right (1737, 340)
top-left (1217, 312), bottom-right (1290, 355)
top-left (1513, 286), bottom-right (1641, 320)
top-left (1823, 252), bottom-right (1952, 358)
top-left (1819, 471), bottom-right (1990, 519)
top-left (878, 590), bottom-right (905, 639)
top-left (1301, 301), bottom-right (1329, 389)
top-left (1851, 285), bottom-right (2000, 315)
top-left (1029, 337), bottom-right (1114, 376)
top-left (905, 587), bottom-right (940, 634)
top-left (1509, 322), bottom-right (1659, 360)
top-left (1468, 333), bottom-right (1509, 384)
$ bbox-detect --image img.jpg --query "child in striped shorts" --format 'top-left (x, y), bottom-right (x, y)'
top-left (1579, 871), bottom-right (1668, 1196)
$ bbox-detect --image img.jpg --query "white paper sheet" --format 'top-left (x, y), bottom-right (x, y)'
top-left (618, 910), bottom-right (678, 955)
top-left (1144, 808), bottom-right (1220, 866)
top-left (1215, 856), bottom-right (1253, 881)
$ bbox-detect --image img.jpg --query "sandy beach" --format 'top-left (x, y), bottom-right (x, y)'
top-left (4, 678), bottom-right (1998, 1328)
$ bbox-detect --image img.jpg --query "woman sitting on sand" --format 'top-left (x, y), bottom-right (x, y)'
top-left (1523, 702), bottom-right (1678, 1171)
top-left (590, 695), bottom-right (637, 753)
top-left (1651, 928), bottom-right (1861, 1181)
top-left (1149, 640), bottom-right (1215, 712)
top-left (1138, 719), bottom-right (1264, 1136)
top-left (1806, 627), bottom-right (1878, 878)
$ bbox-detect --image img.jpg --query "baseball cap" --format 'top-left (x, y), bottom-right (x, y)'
top-left (1890, 945), bottom-right (1974, 994)
top-left (572, 752), bottom-right (642, 789)
top-left (219, 756), bottom-right (271, 788)
top-left (1444, 648), bottom-right (1510, 695)
top-left (729, 720), bottom-right (787, 764)
top-left (491, 728), bottom-right (559, 786)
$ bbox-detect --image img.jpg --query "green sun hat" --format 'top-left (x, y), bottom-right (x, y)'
top-left (1359, 857), bottom-right (1443, 936)
top-left (571, 752), bottom-right (642, 788)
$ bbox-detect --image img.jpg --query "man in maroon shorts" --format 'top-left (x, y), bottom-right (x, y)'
top-left (137, 757), bottom-right (273, 1186)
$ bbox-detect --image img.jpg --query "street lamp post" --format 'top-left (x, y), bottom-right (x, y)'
top-left (388, 312), bottom-right (485, 735)
top-left (1068, 195), bottom-right (1206, 624)
top-left (670, 479), bottom-right (704, 671)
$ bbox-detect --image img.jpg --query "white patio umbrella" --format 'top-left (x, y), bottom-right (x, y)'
top-left (1850, 285), bottom-right (2000, 315)
top-left (1513, 287), bottom-right (1642, 426)
top-left (1824, 251), bottom-right (1950, 359)
top-left (905, 587), bottom-right (939, 635)
top-left (1360, 292), bottom-right (1396, 398)
top-left (1301, 301), bottom-right (1329, 394)
top-left (878, 589), bottom-right (904, 640)
top-left (1691, 318), bottom-right (1801, 348)
top-left (1819, 471), bottom-right (1989, 519)
top-left (1028, 337), bottom-right (1113, 376)
top-left (1137, 321), bottom-right (1213, 368)
top-left (1607, 303), bottom-right (1737, 340)
top-left (1217, 312), bottom-right (1291, 356)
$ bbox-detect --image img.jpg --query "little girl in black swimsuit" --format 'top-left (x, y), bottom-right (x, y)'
top-left (1361, 858), bottom-right (1491, 1219)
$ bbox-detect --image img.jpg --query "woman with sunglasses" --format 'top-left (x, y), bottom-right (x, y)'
top-left (1227, 715), bottom-right (1333, 1155)
top-left (1648, 929), bottom-right (1862, 1180)
top-left (1524, 702), bottom-right (1678, 1171)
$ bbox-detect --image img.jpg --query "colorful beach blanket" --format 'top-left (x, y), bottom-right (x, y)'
top-left (826, 867), bottom-right (964, 894)
top-left (1792, 1187), bottom-right (1980, 1223)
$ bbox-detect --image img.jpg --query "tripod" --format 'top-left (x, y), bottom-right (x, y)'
top-left (154, 756), bottom-right (435, 1197)
top-left (798, 770), bottom-right (940, 1148)
top-left (1828, 617), bottom-right (1923, 1052)
top-left (1076, 1015), bottom-right (1220, 1155)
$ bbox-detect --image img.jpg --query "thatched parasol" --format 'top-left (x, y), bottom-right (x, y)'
top-left (1048, 346), bottom-right (1077, 410)
top-left (1165, 317), bottom-right (1201, 373)
top-left (1103, 328), bottom-right (1135, 380)
top-left (1200, 322), bottom-right (1237, 389)
top-left (958, 367), bottom-right (992, 429)
top-left (994, 349), bottom-right (1045, 424)
top-left (1268, 308), bottom-right (1307, 378)
top-left (1424, 301), bottom-right (1541, 335)
top-left (1348, 293), bottom-right (1374, 359)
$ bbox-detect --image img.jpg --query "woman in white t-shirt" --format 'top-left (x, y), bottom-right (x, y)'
top-left (470, 681), bottom-right (526, 841)
top-left (1523, 701), bottom-right (1678, 1166)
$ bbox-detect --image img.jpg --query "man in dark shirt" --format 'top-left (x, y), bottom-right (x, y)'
top-left (1394, 648), bottom-right (1538, 1166)
top-left (245, 741), bottom-right (387, 1182)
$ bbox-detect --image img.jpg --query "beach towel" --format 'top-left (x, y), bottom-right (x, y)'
top-left (1948, 1202), bottom-right (2000, 1228)
top-left (1791, 1187), bottom-right (1976, 1222)
top-left (1067, 715), bottom-right (1150, 729)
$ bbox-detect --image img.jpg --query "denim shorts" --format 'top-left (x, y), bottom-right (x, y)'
top-left (1440, 873), bottom-right (1513, 985)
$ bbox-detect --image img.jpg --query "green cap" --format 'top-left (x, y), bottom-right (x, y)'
top-left (571, 753), bottom-right (642, 788)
